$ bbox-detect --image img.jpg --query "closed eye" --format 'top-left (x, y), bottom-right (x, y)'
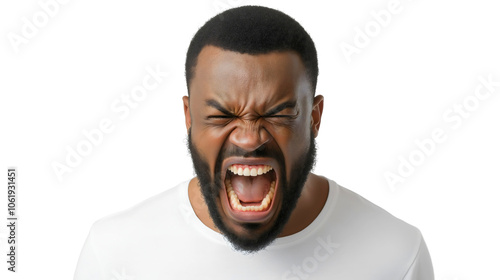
top-left (266, 114), bottom-right (296, 118)
top-left (207, 115), bottom-right (235, 119)
top-left (264, 114), bottom-right (298, 125)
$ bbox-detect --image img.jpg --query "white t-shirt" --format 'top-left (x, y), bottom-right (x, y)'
top-left (74, 179), bottom-right (433, 279)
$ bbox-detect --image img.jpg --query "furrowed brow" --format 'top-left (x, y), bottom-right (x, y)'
top-left (205, 99), bottom-right (233, 115)
top-left (264, 100), bottom-right (297, 116)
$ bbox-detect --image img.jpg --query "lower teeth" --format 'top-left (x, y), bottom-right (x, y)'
top-left (225, 180), bottom-right (276, 212)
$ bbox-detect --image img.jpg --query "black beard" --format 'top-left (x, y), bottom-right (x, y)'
top-left (187, 129), bottom-right (316, 253)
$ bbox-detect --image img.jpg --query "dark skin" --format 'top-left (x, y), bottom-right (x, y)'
top-left (183, 45), bottom-right (329, 238)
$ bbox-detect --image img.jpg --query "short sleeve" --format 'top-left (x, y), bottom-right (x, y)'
top-left (402, 236), bottom-right (434, 280)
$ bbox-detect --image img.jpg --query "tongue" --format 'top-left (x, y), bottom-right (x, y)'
top-left (231, 175), bottom-right (271, 203)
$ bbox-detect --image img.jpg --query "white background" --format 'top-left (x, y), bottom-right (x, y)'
top-left (1, 0), bottom-right (499, 279)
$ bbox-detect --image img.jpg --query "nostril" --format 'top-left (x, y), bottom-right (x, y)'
top-left (242, 144), bottom-right (271, 158)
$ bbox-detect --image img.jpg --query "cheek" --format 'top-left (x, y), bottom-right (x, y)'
top-left (191, 126), bottom-right (229, 174)
top-left (270, 118), bottom-right (311, 176)
top-left (189, 102), bottom-right (229, 174)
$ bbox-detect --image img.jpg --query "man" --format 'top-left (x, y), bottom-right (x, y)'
top-left (74, 6), bottom-right (434, 279)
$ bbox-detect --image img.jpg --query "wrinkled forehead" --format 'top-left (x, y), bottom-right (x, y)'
top-left (189, 46), bottom-right (312, 108)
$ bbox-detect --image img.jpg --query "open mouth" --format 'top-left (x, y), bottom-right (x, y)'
top-left (225, 164), bottom-right (276, 212)
top-left (222, 161), bottom-right (279, 222)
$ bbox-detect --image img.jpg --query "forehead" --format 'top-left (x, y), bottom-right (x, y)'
top-left (190, 45), bottom-right (311, 108)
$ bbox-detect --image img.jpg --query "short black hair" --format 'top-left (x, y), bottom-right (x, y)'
top-left (185, 5), bottom-right (318, 95)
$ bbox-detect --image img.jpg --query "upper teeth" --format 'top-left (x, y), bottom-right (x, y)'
top-left (228, 165), bottom-right (273, 176)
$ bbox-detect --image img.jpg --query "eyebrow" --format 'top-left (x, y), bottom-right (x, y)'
top-left (205, 99), bottom-right (297, 116)
top-left (263, 100), bottom-right (297, 116)
top-left (205, 99), bottom-right (233, 115)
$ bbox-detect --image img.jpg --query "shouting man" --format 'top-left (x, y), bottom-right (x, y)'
top-left (75, 6), bottom-right (434, 279)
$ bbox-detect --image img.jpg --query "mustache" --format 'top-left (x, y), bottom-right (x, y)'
top-left (220, 143), bottom-right (284, 160)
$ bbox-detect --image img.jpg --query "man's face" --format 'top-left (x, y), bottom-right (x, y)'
top-left (184, 46), bottom-right (323, 252)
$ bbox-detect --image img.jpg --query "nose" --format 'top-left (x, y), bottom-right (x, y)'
top-left (229, 121), bottom-right (271, 152)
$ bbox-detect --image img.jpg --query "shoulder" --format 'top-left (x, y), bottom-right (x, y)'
top-left (333, 180), bottom-right (421, 238)
top-left (88, 181), bottom-right (189, 243)
top-left (328, 180), bottom-right (425, 267)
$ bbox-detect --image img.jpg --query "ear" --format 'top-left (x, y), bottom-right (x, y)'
top-left (182, 96), bottom-right (191, 131)
top-left (311, 95), bottom-right (324, 138)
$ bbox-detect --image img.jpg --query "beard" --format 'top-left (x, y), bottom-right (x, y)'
top-left (187, 129), bottom-right (317, 253)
